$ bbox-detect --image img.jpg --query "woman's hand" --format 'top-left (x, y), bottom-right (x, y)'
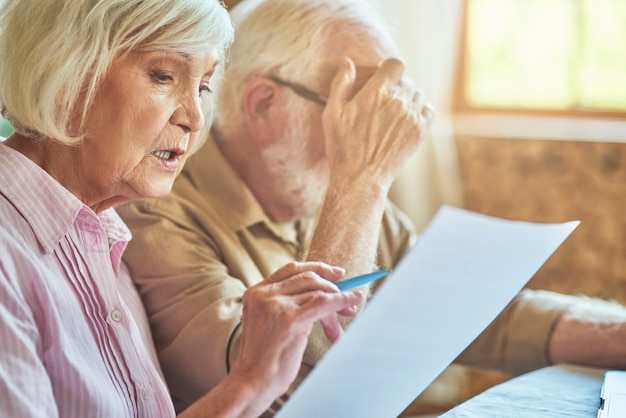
top-left (228, 261), bottom-right (363, 413)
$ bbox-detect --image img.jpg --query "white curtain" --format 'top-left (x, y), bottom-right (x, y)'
top-left (368, 0), bottom-right (465, 232)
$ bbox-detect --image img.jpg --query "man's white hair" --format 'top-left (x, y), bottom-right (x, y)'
top-left (214, 0), bottom-right (399, 135)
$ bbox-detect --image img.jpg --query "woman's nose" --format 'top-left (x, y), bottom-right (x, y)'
top-left (172, 94), bottom-right (205, 133)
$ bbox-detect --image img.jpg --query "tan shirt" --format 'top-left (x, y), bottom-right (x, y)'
top-left (118, 137), bottom-right (572, 413)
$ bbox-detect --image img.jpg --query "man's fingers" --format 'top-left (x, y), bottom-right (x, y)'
top-left (361, 57), bottom-right (405, 98)
top-left (327, 57), bottom-right (356, 107)
top-left (411, 89), bottom-right (425, 109)
top-left (421, 102), bottom-right (436, 124)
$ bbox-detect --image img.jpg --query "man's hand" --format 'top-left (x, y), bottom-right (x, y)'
top-left (323, 57), bottom-right (435, 192)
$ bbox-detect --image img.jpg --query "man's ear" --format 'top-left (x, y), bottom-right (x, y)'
top-left (242, 76), bottom-right (284, 144)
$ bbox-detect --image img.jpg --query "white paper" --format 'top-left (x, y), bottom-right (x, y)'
top-left (276, 205), bottom-right (579, 418)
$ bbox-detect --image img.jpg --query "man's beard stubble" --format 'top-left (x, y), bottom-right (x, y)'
top-left (259, 102), bottom-right (329, 221)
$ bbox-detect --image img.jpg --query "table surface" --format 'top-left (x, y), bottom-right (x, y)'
top-left (439, 364), bottom-right (605, 417)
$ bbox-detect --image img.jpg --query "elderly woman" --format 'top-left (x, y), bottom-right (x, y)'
top-left (0, 0), bottom-right (362, 417)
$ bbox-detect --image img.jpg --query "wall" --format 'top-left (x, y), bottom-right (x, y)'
top-left (456, 132), bottom-right (626, 304)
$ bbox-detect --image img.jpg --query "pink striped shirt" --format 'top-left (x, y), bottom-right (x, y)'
top-left (0, 143), bottom-right (176, 417)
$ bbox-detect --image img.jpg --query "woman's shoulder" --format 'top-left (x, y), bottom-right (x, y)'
top-left (0, 196), bottom-right (44, 264)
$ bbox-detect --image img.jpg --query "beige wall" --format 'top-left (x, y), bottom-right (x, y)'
top-left (456, 134), bottom-right (626, 304)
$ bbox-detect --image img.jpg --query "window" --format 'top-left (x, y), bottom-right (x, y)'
top-left (0, 116), bottom-right (13, 138)
top-left (456, 0), bottom-right (626, 117)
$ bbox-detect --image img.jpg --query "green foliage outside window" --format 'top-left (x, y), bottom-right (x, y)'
top-left (0, 116), bottom-right (13, 138)
top-left (464, 0), bottom-right (626, 112)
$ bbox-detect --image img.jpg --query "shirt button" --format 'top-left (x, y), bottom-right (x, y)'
top-left (140, 388), bottom-right (149, 401)
top-left (111, 309), bottom-right (123, 322)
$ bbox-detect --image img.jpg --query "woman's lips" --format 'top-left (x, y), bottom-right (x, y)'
top-left (152, 148), bottom-right (184, 171)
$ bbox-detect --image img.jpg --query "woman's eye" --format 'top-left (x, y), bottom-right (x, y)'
top-left (151, 72), bottom-right (173, 84)
top-left (199, 84), bottom-right (213, 97)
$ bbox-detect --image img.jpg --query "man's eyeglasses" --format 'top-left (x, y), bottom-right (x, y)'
top-left (267, 76), bottom-right (327, 107)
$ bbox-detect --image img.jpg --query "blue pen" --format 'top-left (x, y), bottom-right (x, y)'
top-left (335, 269), bottom-right (389, 291)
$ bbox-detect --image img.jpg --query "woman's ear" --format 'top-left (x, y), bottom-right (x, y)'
top-left (242, 76), bottom-right (285, 144)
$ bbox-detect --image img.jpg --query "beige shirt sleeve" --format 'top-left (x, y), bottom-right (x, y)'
top-left (456, 288), bottom-right (575, 375)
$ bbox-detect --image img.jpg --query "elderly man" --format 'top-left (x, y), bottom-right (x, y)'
top-left (119, 0), bottom-right (626, 415)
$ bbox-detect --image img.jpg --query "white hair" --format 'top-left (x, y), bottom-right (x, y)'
top-left (214, 0), bottom-right (399, 135)
top-left (0, 0), bottom-right (233, 145)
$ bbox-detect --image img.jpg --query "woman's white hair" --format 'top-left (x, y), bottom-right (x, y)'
top-left (0, 0), bottom-right (233, 145)
top-left (214, 0), bottom-right (400, 135)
